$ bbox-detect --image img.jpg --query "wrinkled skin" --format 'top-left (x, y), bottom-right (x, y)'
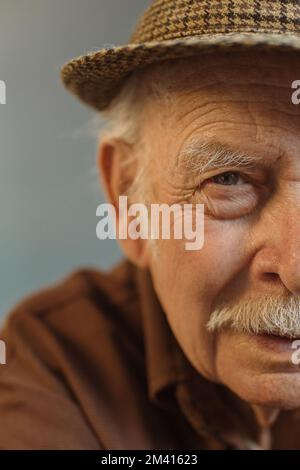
top-left (99, 50), bottom-right (300, 445)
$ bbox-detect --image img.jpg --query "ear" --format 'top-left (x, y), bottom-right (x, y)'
top-left (97, 138), bottom-right (150, 268)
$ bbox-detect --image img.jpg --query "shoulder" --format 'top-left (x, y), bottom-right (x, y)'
top-left (3, 258), bottom-right (136, 324)
top-left (0, 259), bottom-right (140, 449)
top-left (1, 258), bottom-right (138, 359)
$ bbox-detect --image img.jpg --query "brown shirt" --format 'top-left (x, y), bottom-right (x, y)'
top-left (0, 259), bottom-right (299, 450)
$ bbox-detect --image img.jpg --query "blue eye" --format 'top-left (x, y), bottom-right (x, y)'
top-left (211, 171), bottom-right (241, 185)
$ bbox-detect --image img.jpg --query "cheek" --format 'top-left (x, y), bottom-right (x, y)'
top-left (150, 217), bottom-right (251, 380)
top-left (152, 217), bottom-right (250, 301)
top-left (196, 217), bottom-right (252, 296)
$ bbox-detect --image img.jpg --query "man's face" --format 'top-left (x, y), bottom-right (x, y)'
top-left (144, 50), bottom-right (300, 409)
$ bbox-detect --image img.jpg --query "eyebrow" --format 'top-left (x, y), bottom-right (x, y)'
top-left (174, 137), bottom-right (264, 176)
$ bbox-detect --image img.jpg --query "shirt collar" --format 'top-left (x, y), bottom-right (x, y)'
top-left (133, 264), bottom-right (187, 403)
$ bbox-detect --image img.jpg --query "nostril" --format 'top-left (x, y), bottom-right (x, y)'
top-left (262, 272), bottom-right (281, 283)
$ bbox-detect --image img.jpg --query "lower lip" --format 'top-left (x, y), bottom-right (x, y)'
top-left (253, 333), bottom-right (298, 353)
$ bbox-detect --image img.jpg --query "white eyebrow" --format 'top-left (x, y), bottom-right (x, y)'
top-left (175, 137), bottom-right (263, 176)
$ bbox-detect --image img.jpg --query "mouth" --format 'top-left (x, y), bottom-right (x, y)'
top-left (253, 332), bottom-right (300, 353)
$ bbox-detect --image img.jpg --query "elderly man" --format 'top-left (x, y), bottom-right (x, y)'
top-left (1, 0), bottom-right (300, 450)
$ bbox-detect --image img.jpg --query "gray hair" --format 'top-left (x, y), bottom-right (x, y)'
top-left (97, 58), bottom-right (188, 203)
top-left (98, 67), bottom-right (159, 203)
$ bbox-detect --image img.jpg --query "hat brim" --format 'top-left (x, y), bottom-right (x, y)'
top-left (61, 32), bottom-right (300, 111)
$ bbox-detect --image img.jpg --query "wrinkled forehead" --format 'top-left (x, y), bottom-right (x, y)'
top-left (141, 50), bottom-right (300, 170)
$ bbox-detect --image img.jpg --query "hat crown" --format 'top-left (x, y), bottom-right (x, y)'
top-left (130, 0), bottom-right (300, 44)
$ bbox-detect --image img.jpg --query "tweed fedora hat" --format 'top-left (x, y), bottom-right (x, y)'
top-left (61, 0), bottom-right (300, 111)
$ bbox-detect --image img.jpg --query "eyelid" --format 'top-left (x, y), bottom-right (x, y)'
top-left (197, 169), bottom-right (248, 189)
top-left (210, 170), bottom-right (246, 184)
top-left (197, 173), bottom-right (262, 220)
top-left (198, 167), bottom-right (266, 188)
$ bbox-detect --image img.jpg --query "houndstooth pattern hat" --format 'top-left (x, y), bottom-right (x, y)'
top-left (61, 0), bottom-right (300, 111)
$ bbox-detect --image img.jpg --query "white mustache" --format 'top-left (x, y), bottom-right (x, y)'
top-left (207, 294), bottom-right (300, 338)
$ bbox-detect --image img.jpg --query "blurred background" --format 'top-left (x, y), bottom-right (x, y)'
top-left (0, 0), bottom-right (150, 319)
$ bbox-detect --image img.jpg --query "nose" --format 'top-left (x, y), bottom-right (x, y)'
top-left (277, 219), bottom-right (300, 295)
top-left (251, 203), bottom-right (300, 296)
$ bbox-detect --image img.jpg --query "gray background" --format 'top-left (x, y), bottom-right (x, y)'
top-left (0, 0), bottom-right (150, 319)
